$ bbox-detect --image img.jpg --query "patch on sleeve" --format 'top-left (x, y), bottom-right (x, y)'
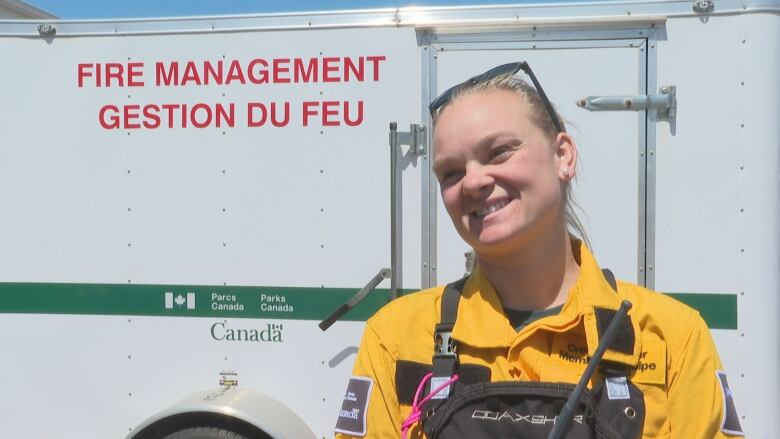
top-left (335, 376), bottom-right (373, 437)
top-left (716, 370), bottom-right (744, 436)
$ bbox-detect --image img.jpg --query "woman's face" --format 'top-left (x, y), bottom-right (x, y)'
top-left (432, 88), bottom-right (574, 256)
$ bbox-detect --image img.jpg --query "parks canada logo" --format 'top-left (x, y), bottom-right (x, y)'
top-left (210, 322), bottom-right (283, 342)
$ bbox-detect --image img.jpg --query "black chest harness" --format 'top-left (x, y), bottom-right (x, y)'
top-left (417, 272), bottom-right (646, 439)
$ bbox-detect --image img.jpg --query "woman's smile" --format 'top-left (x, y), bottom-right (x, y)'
top-left (472, 198), bottom-right (511, 219)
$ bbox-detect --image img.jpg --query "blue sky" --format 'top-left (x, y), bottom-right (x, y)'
top-left (26, 0), bottom-right (546, 19)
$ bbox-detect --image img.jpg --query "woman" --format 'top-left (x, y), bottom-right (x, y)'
top-left (334, 63), bottom-right (743, 438)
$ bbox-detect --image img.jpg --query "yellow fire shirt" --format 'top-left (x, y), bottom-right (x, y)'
top-left (335, 242), bottom-right (743, 438)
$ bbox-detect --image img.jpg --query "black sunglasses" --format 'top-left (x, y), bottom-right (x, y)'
top-left (428, 61), bottom-right (564, 133)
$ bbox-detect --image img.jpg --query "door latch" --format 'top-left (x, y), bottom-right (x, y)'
top-left (577, 86), bottom-right (677, 119)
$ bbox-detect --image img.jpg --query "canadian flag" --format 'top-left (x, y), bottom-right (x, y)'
top-left (164, 292), bottom-right (196, 310)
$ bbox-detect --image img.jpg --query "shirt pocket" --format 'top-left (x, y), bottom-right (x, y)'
top-left (636, 382), bottom-right (671, 438)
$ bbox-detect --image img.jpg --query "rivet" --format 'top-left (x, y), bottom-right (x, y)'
top-left (648, 265), bottom-right (654, 270)
top-left (740, 373), bottom-right (745, 377)
top-left (740, 123), bottom-right (744, 128)
top-left (740, 332), bottom-right (745, 337)
top-left (127, 355), bottom-right (132, 359)
top-left (320, 244), bottom-right (325, 248)
top-left (740, 248), bottom-right (745, 253)
top-left (739, 165), bottom-right (744, 170)
top-left (322, 397), bottom-right (326, 402)
top-left (649, 151), bottom-right (654, 156)
top-left (740, 291), bottom-right (745, 296)
top-left (650, 44), bottom-right (655, 49)
top-left (742, 39), bottom-right (746, 44)
top-left (740, 81), bottom-right (745, 86)
top-left (222, 170), bottom-right (226, 174)
top-left (222, 242), bottom-right (227, 247)
top-left (128, 393), bottom-right (132, 397)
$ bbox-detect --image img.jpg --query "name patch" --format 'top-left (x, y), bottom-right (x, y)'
top-left (630, 339), bottom-right (666, 385)
top-left (335, 376), bottom-right (373, 437)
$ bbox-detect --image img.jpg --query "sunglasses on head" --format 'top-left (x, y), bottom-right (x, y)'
top-left (428, 61), bottom-right (564, 133)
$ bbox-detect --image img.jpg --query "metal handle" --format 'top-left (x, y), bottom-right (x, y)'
top-left (388, 122), bottom-right (427, 299)
top-left (389, 122), bottom-right (403, 299)
top-left (318, 268), bottom-right (391, 331)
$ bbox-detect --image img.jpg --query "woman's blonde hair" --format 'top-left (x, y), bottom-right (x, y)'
top-left (432, 73), bottom-right (590, 246)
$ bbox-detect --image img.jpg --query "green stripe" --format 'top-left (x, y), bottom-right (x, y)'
top-left (665, 293), bottom-right (738, 330)
top-left (0, 282), bottom-right (404, 321)
top-left (0, 283), bottom-right (738, 329)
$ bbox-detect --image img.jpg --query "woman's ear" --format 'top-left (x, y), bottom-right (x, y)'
top-left (555, 132), bottom-right (578, 181)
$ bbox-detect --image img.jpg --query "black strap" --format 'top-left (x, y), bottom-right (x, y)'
top-left (431, 276), bottom-right (467, 380)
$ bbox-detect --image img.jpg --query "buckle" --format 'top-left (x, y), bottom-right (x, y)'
top-left (434, 330), bottom-right (457, 357)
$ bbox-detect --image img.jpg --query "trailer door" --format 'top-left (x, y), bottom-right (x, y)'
top-left (421, 30), bottom-right (651, 287)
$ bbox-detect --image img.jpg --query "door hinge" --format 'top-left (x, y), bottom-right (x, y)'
top-left (389, 123), bottom-right (427, 156)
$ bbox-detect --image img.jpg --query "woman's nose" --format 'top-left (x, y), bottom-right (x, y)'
top-left (461, 163), bottom-right (493, 197)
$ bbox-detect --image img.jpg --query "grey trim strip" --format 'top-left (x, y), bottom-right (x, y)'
top-left (0, 0), bottom-right (778, 37)
top-left (637, 38), bottom-right (649, 287)
top-left (421, 34), bottom-right (438, 289)
top-left (644, 32), bottom-right (659, 289)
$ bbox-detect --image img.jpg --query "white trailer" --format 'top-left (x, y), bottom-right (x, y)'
top-left (0, 0), bottom-right (777, 437)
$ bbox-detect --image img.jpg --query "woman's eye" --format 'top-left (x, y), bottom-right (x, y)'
top-left (490, 147), bottom-right (512, 162)
top-left (439, 170), bottom-right (463, 186)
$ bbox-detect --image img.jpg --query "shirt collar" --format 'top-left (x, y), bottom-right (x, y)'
top-left (450, 241), bottom-right (642, 368)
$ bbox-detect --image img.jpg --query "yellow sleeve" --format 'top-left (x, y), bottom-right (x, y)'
top-left (335, 320), bottom-right (401, 438)
top-left (667, 315), bottom-right (745, 438)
